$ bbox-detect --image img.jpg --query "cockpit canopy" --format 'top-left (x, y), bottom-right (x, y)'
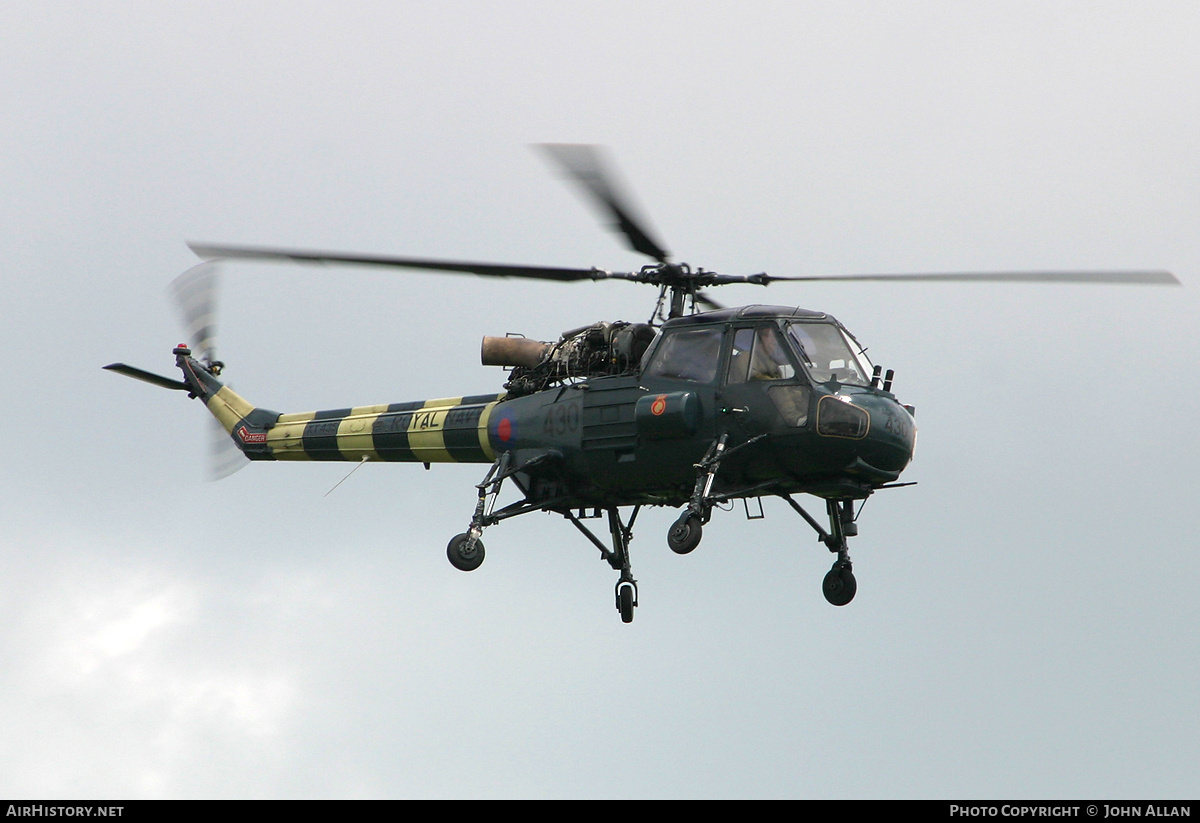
top-left (642, 305), bottom-right (873, 388)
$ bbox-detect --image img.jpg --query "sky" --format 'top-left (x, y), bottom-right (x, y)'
top-left (2, 1), bottom-right (1198, 799)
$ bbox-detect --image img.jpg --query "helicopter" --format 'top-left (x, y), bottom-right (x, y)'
top-left (105, 144), bottom-right (1179, 623)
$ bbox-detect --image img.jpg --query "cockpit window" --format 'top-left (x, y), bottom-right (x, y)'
top-left (643, 327), bottom-right (723, 384)
top-left (787, 322), bottom-right (873, 386)
top-left (727, 326), bottom-right (795, 384)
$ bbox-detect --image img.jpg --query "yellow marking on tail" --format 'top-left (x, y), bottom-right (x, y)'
top-left (477, 401), bottom-right (497, 462)
top-left (267, 410), bottom-right (315, 459)
top-left (337, 404), bottom-right (390, 461)
top-left (206, 386), bottom-right (257, 434)
top-left (407, 397), bottom-right (461, 463)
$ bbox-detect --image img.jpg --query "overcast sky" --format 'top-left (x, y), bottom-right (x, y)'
top-left (2, 1), bottom-right (1198, 798)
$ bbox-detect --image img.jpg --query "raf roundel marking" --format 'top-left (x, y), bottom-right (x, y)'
top-left (497, 416), bottom-right (513, 443)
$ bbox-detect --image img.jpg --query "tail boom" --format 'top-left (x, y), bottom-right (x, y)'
top-left (179, 353), bottom-right (502, 465)
top-left (262, 396), bottom-right (503, 464)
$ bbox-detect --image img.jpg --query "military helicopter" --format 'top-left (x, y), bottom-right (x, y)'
top-left (105, 145), bottom-right (1178, 623)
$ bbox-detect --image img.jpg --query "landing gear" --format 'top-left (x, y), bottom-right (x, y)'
top-left (781, 494), bottom-right (864, 607)
top-left (445, 453), bottom-right (515, 573)
top-left (666, 432), bottom-right (767, 554)
top-left (667, 513), bottom-right (702, 555)
top-left (665, 434), bottom-right (726, 553)
top-left (822, 560), bottom-right (856, 606)
top-left (447, 533), bottom-right (485, 572)
top-left (448, 454), bottom-right (647, 623)
top-left (564, 507), bottom-right (641, 624)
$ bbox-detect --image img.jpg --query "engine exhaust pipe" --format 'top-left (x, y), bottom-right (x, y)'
top-left (481, 336), bottom-right (550, 368)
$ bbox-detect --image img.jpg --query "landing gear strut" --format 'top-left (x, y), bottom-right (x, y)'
top-left (448, 454), bottom-right (645, 623)
top-left (667, 433), bottom-right (766, 554)
top-left (446, 453), bottom-right (513, 573)
top-left (820, 499), bottom-right (858, 606)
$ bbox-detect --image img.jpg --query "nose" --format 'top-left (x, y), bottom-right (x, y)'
top-left (865, 397), bottom-right (916, 473)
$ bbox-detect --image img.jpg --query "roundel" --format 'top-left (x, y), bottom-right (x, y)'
top-left (497, 416), bottom-right (513, 443)
top-left (650, 395), bottom-right (668, 416)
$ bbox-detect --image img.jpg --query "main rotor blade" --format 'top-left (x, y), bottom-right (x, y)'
top-left (188, 243), bottom-right (636, 283)
top-left (753, 270), bottom-right (1180, 285)
top-left (536, 144), bottom-right (671, 264)
top-left (169, 261), bottom-right (221, 363)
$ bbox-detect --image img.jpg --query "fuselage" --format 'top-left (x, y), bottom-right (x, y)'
top-left (189, 305), bottom-right (916, 507)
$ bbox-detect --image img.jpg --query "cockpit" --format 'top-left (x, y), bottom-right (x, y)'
top-left (642, 306), bottom-right (873, 390)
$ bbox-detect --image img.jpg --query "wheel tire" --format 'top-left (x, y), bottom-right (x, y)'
top-left (667, 513), bottom-right (703, 555)
top-left (618, 584), bottom-right (635, 624)
top-left (447, 533), bottom-right (485, 572)
top-left (822, 565), bottom-right (857, 606)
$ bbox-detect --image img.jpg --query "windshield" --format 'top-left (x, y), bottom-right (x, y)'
top-left (786, 321), bottom-right (873, 387)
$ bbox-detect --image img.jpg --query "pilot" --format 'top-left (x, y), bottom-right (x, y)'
top-left (748, 327), bottom-right (791, 381)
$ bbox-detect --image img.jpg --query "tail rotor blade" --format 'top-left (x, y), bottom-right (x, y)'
top-left (169, 261), bottom-right (221, 363)
top-left (208, 415), bottom-right (247, 481)
top-left (168, 261), bottom-right (243, 480)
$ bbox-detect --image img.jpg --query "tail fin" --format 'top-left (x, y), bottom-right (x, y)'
top-left (173, 346), bottom-right (280, 460)
top-left (104, 344), bottom-right (280, 472)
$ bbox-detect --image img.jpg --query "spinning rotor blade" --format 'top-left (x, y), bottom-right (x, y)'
top-left (188, 243), bottom-right (639, 283)
top-left (169, 261), bottom-right (221, 362)
top-left (208, 416), bottom-right (247, 481)
top-left (751, 270), bottom-right (1180, 285)
top-left (536, 144), bottom-right (671, 264)
top-left (694, 290), bottom-right (724, 310)
top-left (167, 261), bottom-right (247, 479)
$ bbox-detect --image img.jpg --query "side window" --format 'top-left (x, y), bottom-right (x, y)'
top-left (726, 326), bottom-right (795, 384)
top-left (643, 328), bottom-right (723, 384)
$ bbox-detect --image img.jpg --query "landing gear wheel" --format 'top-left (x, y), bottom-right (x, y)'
top-left (667, 513), bottom-right (703, 555)
top-left (447, 533), bottom-right (485, 572)
top-left (822, 564), bottom-right (857, 606)
top-left (617, 583), bottom-right (636, 624)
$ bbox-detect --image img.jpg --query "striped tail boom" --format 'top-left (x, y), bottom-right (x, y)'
top-left (177, 349), bottom-right (503, 465)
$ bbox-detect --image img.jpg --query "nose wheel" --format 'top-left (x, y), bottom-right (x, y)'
top-left (822, 560), bottom-right (856, 606)
top-left (667, 512), bottom-right (703, 554)
top-left (447, 533), bottom-right (485, 571)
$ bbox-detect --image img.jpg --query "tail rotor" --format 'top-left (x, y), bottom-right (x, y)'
top-left (168, 261), bottom-right (245, 479)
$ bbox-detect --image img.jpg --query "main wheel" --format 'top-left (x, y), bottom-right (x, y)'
top-left (447, 533), bottom-right (485, 572)
top-left (822, 565), bottom-right (857, 606)
top-left (618, 583), bottom-right (635, 624)
top-left (667, 513), bottom-right (703, 555)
